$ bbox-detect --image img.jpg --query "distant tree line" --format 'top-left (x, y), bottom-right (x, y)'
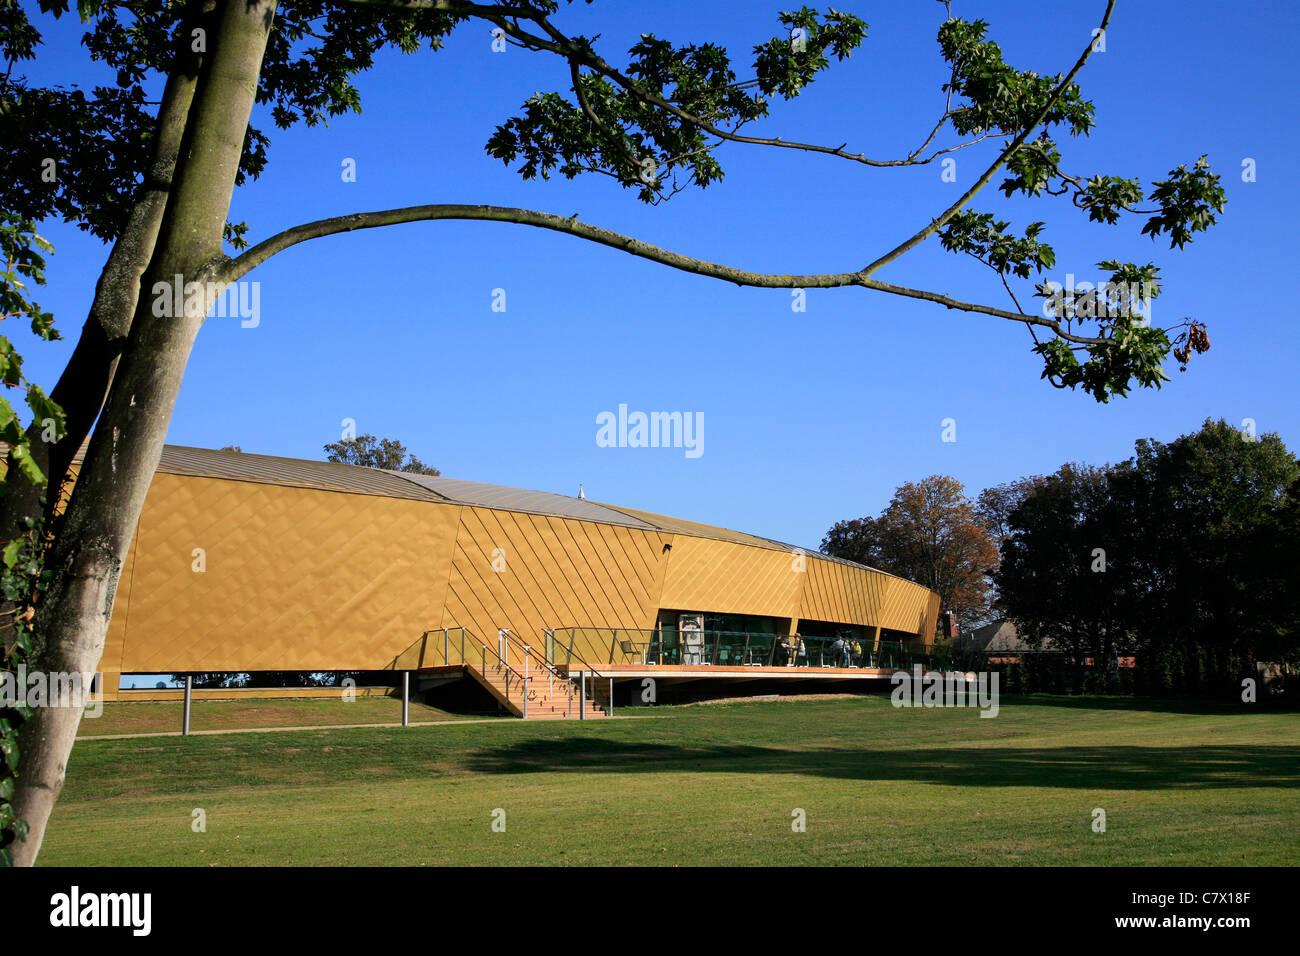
top-left (823, 419), bottom-right (1299, 696)
top-left (166, 672), bottom-right (396, 690)
top-left (995, 419), bottom-right (1298, 695)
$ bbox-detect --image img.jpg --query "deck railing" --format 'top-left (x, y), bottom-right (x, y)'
top-left (548, 627), bottom-right (948, 671)
top-left (389, 627), bottom-right (537, 713)
top-left (542, 627), bottom-right (610, 717)
top-left (389, 627), bottom-right (470, 670)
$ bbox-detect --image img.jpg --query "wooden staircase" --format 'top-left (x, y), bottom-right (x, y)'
top-left (469, 659), bottom-right (607, 719)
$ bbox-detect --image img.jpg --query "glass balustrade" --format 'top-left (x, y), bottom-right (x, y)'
top-left (546, 627), bottom-right (949, 671)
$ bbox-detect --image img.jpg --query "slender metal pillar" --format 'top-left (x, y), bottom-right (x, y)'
top-left (580, 671), bottom-right (586, 720)
top-left (402, 671), bottom-right (410, 727)
top-left (182, 676), bottom-right (192, 736)
top-left (609, 677), bottom-right (614, 716)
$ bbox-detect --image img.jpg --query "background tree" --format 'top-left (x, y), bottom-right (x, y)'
top-left (818, 517), bottom-right (881, 569)
top-left (166, 672), bottom-right (244, 690)
top-left (993, 462), bottom-right (1132, 686)
top-left (976, 476), bottom-right (1045, 549)
top-left (823, 475), bottom-right (999, 630)
top-left (996, 420), bottom-right (1299, 694)
top-left (165, 671), bottom-right (339, 688)
top-left (1245, 475), bottom-right (1300, 667)
top-left (1, 0), bottom-right (1228, 864)
top-left (976, 475), bottom-right (1045, 617)
top-left (323, 434), bottom-right (439, 475)
top-left (1116, 419), bottom-right (1299, 692)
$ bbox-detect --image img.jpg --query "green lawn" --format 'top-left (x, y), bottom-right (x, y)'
top-left (79, 695), bottom-right (489, 737)
top-left (39, 695), bottom-right (1300, 866)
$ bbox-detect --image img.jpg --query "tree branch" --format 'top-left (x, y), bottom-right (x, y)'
top-left (345, 0), bottom-right (1120, 283)
top-left (343, 0), bottom-right (985, 170)
top-left (860, 0), bottom-right (1117, 276)
top-left (218, 202), bottom-right (1104, 345)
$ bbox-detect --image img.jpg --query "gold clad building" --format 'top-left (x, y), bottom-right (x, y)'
top-left (99, 446), bottom-right (940, 715)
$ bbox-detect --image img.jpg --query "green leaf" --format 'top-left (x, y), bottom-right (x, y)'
top-left (14, 449), bottom-right (46, 487)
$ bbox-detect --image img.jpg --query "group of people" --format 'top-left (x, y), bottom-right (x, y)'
top-left (829, 635), bottom-right (864, 668)
top-left (770, 634), bottom-right (867, 668)
top-left (771, 636), bottom-right (798, 666)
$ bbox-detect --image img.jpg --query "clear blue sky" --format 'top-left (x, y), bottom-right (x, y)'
top-left (17, 0), bottom-right (1300, 551)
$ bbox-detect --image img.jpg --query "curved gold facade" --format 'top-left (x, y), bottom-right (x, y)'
top-left (98, 447), bottom-right (940, 696)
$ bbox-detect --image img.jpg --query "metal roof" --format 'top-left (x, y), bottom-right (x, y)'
top-left (131, 445), bottom-right (872, 569)
top-left (592, 501), bottom-right (877, 572)
top-left (388, 473), bottom-right (658, 530)
top-left (152, 445), bottom-right (450, 504)
top-left (594, 502), bottom-right (799, 552)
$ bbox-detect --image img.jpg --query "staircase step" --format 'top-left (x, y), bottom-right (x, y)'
top-left (463, 660), bottom-right (608, 719)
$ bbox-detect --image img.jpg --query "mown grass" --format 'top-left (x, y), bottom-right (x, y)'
top-left (78, 696), bottom-right (487, 737)
top-left (39, 694), bottom-right (1300, 866)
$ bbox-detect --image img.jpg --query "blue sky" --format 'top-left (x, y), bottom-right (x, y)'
top-left (17, 0), bottom-right (1300, 550)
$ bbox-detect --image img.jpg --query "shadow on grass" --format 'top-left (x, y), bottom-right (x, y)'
top-left (463, 737), bottom-right (1300, 791)
top-left (996, 694), bottom-right (1298, 716)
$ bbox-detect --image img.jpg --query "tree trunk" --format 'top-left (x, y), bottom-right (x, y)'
top-left (10, 0), bottom-right (277, 866)
top-left (0, 5), bottom-right (205, 544)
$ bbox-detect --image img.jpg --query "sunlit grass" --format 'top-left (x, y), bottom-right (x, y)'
top-left (40, 695), bottom-right (1300, 866)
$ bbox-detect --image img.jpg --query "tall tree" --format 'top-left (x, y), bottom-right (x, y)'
top-left (976, 474), bottom-right (1046, 617)
top-left (1, 0), bottom-right (1228, 864)
top-left (994, 462), bottom-right (1132, 674)
top-left (818, 516), bottom-right (881, 569)
top-left (996, 420), bottom-right (1299, 693)
top-left (1246, 475), bottom-right (1300, 664)
top-left (823, 475), bottom-right (999, 629)
top-left (976, 476), bottom-right (1045, 549)
top-left (1116, 419), bottom-right (1299, 691)
top-left (323, 434), bottom-right (440, 475)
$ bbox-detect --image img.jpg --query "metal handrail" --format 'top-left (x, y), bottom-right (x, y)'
top-left (473, 636), bottom-right (529, 683)
top-left (555, 626), bottom-right (939, 671)
top-left (500, 629), bottom-right (577, 706)
top-left (389, 627), bottom-right (469, 670)
top-left (412, 626), bottom-right (534, 714)
top-left (541, 628), bottom-right (611, 718)
top-left (477, 638), bottom-right (536, 717)
top-left (553, 630), bottom-right (606, 680)
top-left (397, 626), bottom-right (936, 672)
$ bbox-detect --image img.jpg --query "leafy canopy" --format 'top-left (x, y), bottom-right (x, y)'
top-left (323, 434), bottom-right (440, 476)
